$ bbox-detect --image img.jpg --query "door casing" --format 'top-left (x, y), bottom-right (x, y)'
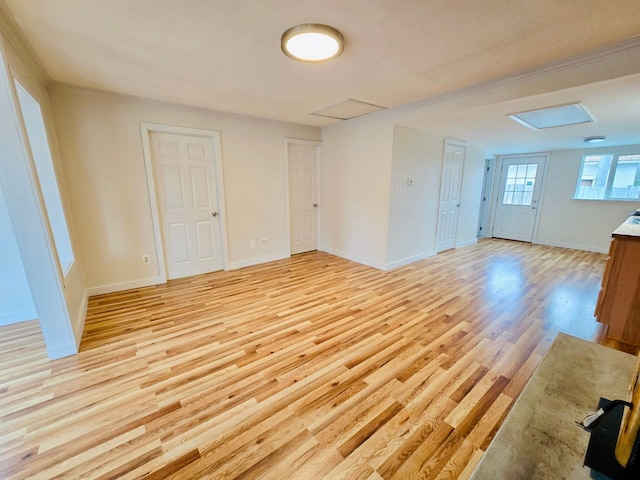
top-left (489, 152), bottom-right (550, 243)
top-left (141, 123), bottom-right (229, 283)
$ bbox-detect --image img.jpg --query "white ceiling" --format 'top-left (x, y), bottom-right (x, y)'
top-left (2, 0), bottom-right (640, 155)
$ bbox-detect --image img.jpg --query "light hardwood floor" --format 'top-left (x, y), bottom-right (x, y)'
top-left (0, 239), bottom-right (636, 479)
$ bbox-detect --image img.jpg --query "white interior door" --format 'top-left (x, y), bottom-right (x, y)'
top-left (477, 158), bottom-right (495, 237)
top-left (288, 142), bottom-right (318, 255)
top-left (436, 141), bottom-right (466, 252)
top-left (151, 132), bottom-right (222, 279)
top-left (492, 154), bottom-right (547, 242)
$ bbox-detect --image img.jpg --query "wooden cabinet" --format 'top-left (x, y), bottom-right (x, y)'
top-left (595, 222), bottom-right (640, 346)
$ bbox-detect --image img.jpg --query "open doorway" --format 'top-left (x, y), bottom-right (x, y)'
top-left (0, 51), bottom-right (79, 359)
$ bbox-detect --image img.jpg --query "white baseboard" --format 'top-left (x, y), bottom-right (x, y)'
top-left (226, 252), bottom-right (290, 270)
top-left (533, 239), bottom-right (608, 254)
top-left (0, 308), bottom-right (38, 326)
top-left (320, 245), bottom-right (386, 270)
top-left (86, 276), bottom-right (165, 296)
top-left (384, 251), bottom-right (437, 270)
top-left (455, 238), bottom-right (478, 248)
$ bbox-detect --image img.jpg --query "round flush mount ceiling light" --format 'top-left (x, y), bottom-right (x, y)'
top-left (281, 24), bottom-right (344, 62)
top-left (584, 136), bottom-right (606, 143)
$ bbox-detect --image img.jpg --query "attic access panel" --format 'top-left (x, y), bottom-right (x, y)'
top-left (312, 99), bottom-right (386, 120)
top-left (508, 103), bottom-right (595, 130)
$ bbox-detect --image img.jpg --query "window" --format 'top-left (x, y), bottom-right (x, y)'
top-left (575, 153), bottom-right (640, 201)
top-left (14, 80), bottom-right (75, 274)
top-left (502, 163), bottom-right (538, 206)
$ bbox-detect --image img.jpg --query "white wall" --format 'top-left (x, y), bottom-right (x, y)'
top-left (322, 121), bottom-right (486, 271)
top-left (386, 126), bottom-right (444, 267)
top-left (535, 144), bottom-right (640, 253)
top-left (49, 85), bottom-right (321, 293)
top-left (321, 119), bottom-right (394, 269)
top-left (0, 184), bottom-right (36, 325)
top-left (457, 142), bottom-right (486, 247)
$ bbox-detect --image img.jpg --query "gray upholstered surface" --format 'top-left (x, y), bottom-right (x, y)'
top-left (470, 333), bottom-right (637, 480)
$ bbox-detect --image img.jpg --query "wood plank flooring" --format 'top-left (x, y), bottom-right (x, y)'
top-left (0, 239), bottom-right (635, 479)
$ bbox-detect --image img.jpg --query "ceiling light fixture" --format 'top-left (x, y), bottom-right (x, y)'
top-left (281, 24), bottom-right (344, 62)
top-left (584, 136), bottom-right (606, 143)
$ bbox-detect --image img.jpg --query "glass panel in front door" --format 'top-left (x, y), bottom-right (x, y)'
top-left (502, 163), bottom-right (538, 206)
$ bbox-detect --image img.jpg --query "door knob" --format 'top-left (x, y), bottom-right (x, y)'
top-left (313, 204), bottom-right (318, 208)
top-left (212, 212), bottom-right (218, 217)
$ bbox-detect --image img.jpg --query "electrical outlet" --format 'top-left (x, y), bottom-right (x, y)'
top-left (260, 238), bottom-right (268, 246)
top-left (142, 255), bottom-right (151, 264)
top-left (250, 240), bottom-right (256, 248)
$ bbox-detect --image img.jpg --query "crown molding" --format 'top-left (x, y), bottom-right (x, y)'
top-left (0, 0), bottom-right (49, 83)
top-left (322, 35), bottom-right (640, 130)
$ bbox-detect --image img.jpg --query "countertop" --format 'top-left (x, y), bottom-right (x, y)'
top-left (613, 215), bottom-right (640, 238)
top-left (470, 333), bottom-right (637, 480)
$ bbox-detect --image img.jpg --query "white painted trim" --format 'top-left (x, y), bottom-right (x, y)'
top-left (284, 138), bottom-right (322, 256)
top-left (72, 289), bottom-right (88, 348)
top-left (86, 276), bottom-right (164, 296)
top-left (227, 252), bottom-right (290, 271)
top-left (533, 239), bottom-right (608, 254)
top-left (0, 44), bottom-right (77, 359)
top-left (139, 123), bottom-right (229, 280)
top-left (320, 245), bottom-right (386, 271)
top-left (0, 309), bottom-right (38, 326)
top-left (455, 238), bottom-right (478, 249)
top-left (384, 251), bottom-right (437, 271)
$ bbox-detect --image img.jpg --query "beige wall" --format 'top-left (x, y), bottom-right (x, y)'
top-left (321, 119), bottom-right (394, 269)
top-left (386, 126), bottom-right (443, 266)
top-left (49, 85), bottom-right (321, 293)
top-left (535, 145), bottom-right (640, 252)
top-left (322, 122), bottom-right (485, 270)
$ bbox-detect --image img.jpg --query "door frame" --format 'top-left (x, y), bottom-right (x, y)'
top-left (140, 123), bottom-right (229, 282)
top-left (488, 152), bottom-right (550, 242)
top-left (477, 157), bottom-right (495, 238)
top-left (284, 138), bottom-right (322, 256)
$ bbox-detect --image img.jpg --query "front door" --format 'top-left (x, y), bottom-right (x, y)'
top-left (436, 141), bottom-right (466, 252)
top-left (492, 154), bottom-right (547, 242)
top-left (150, 132), bottom-right (223, 279)
top-left (288, 142), bottom-right (319, 255)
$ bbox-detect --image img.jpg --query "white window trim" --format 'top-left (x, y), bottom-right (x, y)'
top-left (574, 152), bottom-right (640, 202)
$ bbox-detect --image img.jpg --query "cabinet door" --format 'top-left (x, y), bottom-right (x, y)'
top-left (600, 237), bottom-right (640, 345)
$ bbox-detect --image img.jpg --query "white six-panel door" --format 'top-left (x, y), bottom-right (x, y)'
top-left (150, 132), bottom-right (222, 279)
top-left (436, 141), bottom-right (466, 252)
top-left (288, 142), bottom-right (319, 255)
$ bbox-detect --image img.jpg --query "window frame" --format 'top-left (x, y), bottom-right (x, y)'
top-left (574, 152), bottom-right (640, 202)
